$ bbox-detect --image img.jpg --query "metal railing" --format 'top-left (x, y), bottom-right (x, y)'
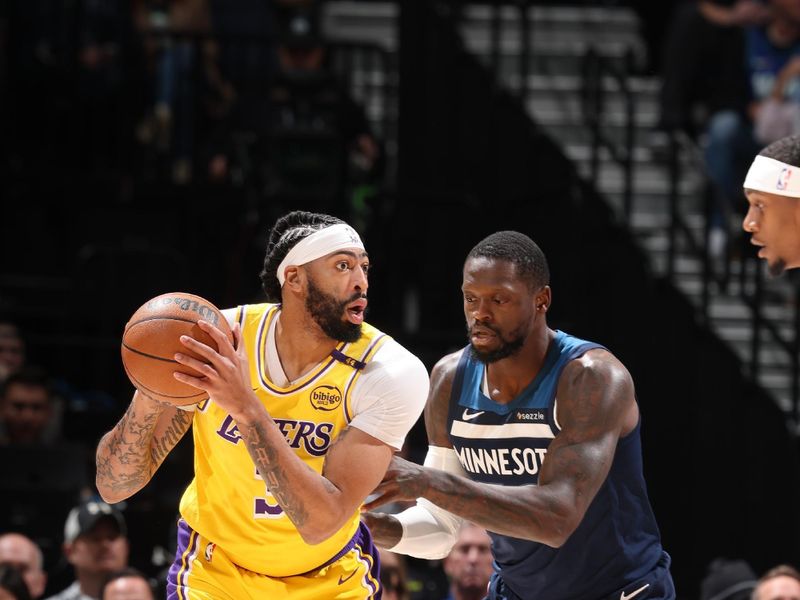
top-left (580, 47), bottom-right (800, 423)
top-left (580, 47), bottom-right (635, 221)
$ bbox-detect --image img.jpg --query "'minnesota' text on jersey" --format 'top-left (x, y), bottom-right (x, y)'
top-left (447, 330), bottom-right (665, 600)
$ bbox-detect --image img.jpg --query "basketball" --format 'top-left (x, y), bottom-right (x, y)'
top-left (121, 292), bottom-right (234, 405)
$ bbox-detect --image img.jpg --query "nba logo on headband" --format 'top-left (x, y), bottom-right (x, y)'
top-left (744, 155), bottom-right (800, 198)
top-left (777, 167), bottom-right (792, 191)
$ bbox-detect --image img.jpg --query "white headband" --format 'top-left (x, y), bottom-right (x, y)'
top-left (277, 223), bottom-right (365, 286)
top-left (743, 155), bottom-right (800, 197)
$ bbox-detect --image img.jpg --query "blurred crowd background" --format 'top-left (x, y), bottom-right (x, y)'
top-left (4, 1), bottom-right (800, 599)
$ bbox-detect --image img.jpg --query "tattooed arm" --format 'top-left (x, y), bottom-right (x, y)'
top-left (366, 348), bottom-right (639, 548)
top-left (96, 390), bottom-right (193, 504)
top-left (174, 320), bottom-right (425, 545)
top-left (235, 407), bottom-right (396, 544)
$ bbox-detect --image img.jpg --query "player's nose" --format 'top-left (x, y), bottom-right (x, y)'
top-left (742, 208), bottom-right (759, 232)
top-left (352, 265), bottom-right (368, 291)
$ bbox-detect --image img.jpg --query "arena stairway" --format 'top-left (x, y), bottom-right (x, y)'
top-left (322, 1), bottom-right (800, 430)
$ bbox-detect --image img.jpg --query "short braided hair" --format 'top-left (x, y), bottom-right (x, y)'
top-left (759, 134), bottom-right (800, 167)
top-left (467, 231), bottom-right (550, 291)
top-left (259, 211), bottom-right (345, 301)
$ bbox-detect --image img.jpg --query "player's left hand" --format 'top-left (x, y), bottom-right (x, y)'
top-left (362, 454), bottom-right (425, 511)
top-left (173, 320), bottom-right (258, 419)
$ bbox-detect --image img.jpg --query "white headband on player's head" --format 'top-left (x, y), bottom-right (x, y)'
top-left (743, 155), bottom-right (800, 198)
top-left (276, 223), bottom-right (365, 286)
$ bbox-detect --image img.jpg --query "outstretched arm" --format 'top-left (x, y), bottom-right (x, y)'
top-left (363, 351), bottom-right (460, 551)
top-left (366, 348), bottom-right (638, 548)
top-left (96, 390), bottom-right (193, 504)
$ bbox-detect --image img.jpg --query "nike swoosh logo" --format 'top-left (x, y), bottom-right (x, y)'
top-left (338, 571), bottom-right (357, 585)
top-left (620, 583), bottom-right (650, 600)
top-left (462, 408), bottom-right (485, 421)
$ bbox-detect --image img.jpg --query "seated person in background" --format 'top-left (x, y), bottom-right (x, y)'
top-left (0, 565), bottom-right (32, 600)
top-left (98, 568), bottom-right (154, 600)
top-left (380, 550), bottom-right (409, 600)
top-left (753, 565), bottom-right (800, 600)
top-left (45, 502), bottom-right (129, 600)
top-left (703, 0), bottom-right (800, 254)
top-left (265, 6), bottom-right (382, 212)
top-left (0, 321), bottom-right (26, 384)
top-left (0, 367), bottom-right (59, 446)
top-left (656, 1), bottom-right (769, 137)
top-left (698, 558), bottom-right (757, 600)
top-left (0, 535), bottom-right (46, 599)
top-left (442, 523), bottom-right (493, 600)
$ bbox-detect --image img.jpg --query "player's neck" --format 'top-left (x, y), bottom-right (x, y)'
top-left (485, 327), bottom-right (555, 403)
top-left (274, 305), bottom-right (339, 381)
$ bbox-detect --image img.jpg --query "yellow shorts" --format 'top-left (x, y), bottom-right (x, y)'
top-left (166, 520), bottom-right (382, 599)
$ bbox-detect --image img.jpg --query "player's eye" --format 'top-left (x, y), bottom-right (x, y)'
top-left (336, 261), bottom-right (350, 272)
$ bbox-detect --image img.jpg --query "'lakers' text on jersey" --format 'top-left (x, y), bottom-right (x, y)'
top-left (179, 303), bottom-right (389, 578)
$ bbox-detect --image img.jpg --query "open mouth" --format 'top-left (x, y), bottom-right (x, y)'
top-left (346, 299), bottom-right (367, 324)
top-left (749, 239), bottom-right (766, 257)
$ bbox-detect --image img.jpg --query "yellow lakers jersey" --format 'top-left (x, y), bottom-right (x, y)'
top-left (178, 303), bottom-right (390, 577)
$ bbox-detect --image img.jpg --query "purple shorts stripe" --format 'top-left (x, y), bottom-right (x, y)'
top-left (167, 519), bottom-right (200, 600)
top-left (352, 521), bottom-right (382, 598)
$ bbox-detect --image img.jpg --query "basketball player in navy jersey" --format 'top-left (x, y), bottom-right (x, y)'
top-left (363, 231), bottom-right (674, 600)
top-left (743, 134), bottom-right (800, 276)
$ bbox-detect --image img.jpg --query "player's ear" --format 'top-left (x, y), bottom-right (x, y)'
top-left (284, 266), bottom-right (303, 292)
top-left (535, 286), bottom-right (551, 312)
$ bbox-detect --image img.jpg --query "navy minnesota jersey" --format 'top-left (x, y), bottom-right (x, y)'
top-left (447, 330), bottom-right (667, 600)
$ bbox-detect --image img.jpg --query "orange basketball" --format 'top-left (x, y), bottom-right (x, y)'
top-left (121, 292), bottom-right (234, 406)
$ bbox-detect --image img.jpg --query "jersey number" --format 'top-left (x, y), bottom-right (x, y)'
top-left (254, 467), bottom-right (284, 519)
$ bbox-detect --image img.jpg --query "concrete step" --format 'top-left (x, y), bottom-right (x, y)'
top-left (462, 4), bottom-right (642, 29)
top-left (323, 1), bottom-right (399, 49)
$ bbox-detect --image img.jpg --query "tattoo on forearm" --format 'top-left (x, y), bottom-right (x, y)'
top-left (96, 404), bottom-right (160, 494)
top-left (97, 401), bottom-right (191, 497)
top-left (244, 421), bottom-right (310, 527)
top-left (150, 410), bottom-right (192, 464)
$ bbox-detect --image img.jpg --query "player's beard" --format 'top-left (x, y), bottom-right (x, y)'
top-left (769, 257), bottom-right (787, 277)
top-left (306, 276), bottom-right (364, 343)
top-left (466, 322), bottom-right (525, 364)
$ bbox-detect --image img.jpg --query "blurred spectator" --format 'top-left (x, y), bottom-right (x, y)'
top-left (0, 367), bottom-right (59, 446)
top-left (98, 568), bottom-right (153, 600)
top-left (0, 322), bottom-right (26, 384)
top-left (263, 4), bottom-right (383, 215)
top-left (654, 1), bottom-right (767, 143)
top-left (699, 557), bottom-right (757, 600)
top-left (379, 550), bottom-right (409, 600)
top-left (0, 534), bottom-right (46, 599)
top-left (44, 502), bottom-right (129, 600)
top-left (133, 0), bottom-right (233, 185)
top-left (0, 565), bottom-right (32, 600)
top-left (194, 0), bottom-right (277, 187)
top-left (702, 0), bottom-right (800, 256)
top-left (753, 565), bottom-right (800, 600)
top-left (441, 523), bottom-right (493, 600)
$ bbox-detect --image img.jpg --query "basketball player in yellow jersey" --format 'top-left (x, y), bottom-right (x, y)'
top-left (95, 211), bottom-right (429, 599)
